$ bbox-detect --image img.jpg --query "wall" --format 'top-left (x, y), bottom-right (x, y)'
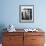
top-left (0, 0), bottom-right (46, 29)
top-left (0, 0), bottom-right (46, 44)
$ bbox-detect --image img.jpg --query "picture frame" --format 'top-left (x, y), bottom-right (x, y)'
top-left (19, 5), bottom-right (34, 23)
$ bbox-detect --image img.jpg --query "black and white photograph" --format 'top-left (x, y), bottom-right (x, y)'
top-left (19, 5), bottom-right (34, 23)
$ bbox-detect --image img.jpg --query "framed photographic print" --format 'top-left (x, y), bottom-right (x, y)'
top-left (19, 5), bottom-right (34, 23)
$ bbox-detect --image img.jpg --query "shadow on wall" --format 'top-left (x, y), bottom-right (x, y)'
top-left (0, 24), bottom-right (7, 43)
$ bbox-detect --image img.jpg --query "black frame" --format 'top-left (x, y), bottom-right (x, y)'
top-left (19, 5), bottom-right (34, 23)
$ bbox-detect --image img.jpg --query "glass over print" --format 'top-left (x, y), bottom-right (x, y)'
top-left (19, 5), bottom-right (34, 23)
